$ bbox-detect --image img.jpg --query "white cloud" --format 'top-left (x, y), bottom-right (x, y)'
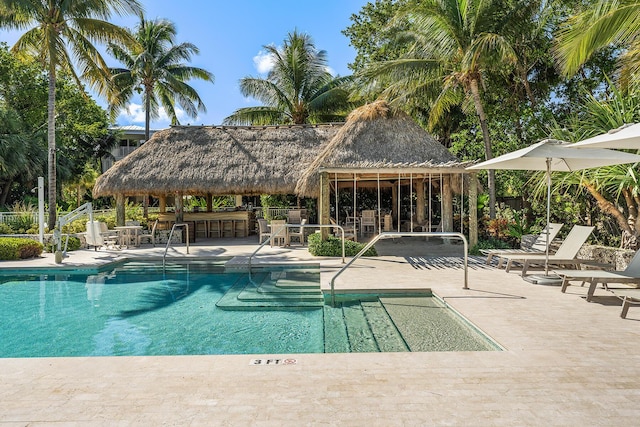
top-left (253, 50), bottom-right (274, 74)
top-left (117, 102), bottom-right (189, 127)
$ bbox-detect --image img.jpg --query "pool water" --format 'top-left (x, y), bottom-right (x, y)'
top-left (0, 261), bottom-right (499, 357)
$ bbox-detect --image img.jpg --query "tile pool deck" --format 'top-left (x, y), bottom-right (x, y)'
top-left (1, 238), bottom-right (640, 425)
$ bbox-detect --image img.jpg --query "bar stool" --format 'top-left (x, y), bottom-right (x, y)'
top-left (195, 220), bottom-right (208, 238)
top-left (208, 220), bottom-right (221, 237)
top-left (221, 220), bottom-right (234, 237)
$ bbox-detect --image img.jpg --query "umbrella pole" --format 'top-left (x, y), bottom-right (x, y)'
top-left (545, 158), bottom-right (551, 276)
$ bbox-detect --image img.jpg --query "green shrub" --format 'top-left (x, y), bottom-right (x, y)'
top-left (45, 236), bottom-right (81, 253)
top-left (470, 238), bottom-right (512, 255)
top-left (307, 233), bottom-right (377, 257)
top-left (0, 223), bottom-right (14, 234)
top-left (0, 237), bottom-right (43, 260)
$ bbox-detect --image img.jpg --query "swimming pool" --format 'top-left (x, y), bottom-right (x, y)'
top-left (0, 261), bottom-right (499, 357)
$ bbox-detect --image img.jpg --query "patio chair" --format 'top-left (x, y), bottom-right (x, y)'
top-left (554, 249), bottom-right (640, 305)
top-left (270, 219), bottom-right (288, 247)
top-left (288, 219), bottom-right (307, 246)
top-left (287, 210), bottom-right (302, 225)
top-left (85, 221), bottom-right (118, 250)
top-left (501, 225), bottom-right (595, 276)
top-left (361, 210), bottom-right (377, 235)
top-left (257, 218), bottom-right (271, 244)
top-left (331, 218), bottom-right (356, 241)
top-left (481, 223), bottom-right (564, 266)
top-left (138, 219), bottom-right (158, 246)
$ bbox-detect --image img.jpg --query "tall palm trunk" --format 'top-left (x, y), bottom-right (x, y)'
top-left (142, 88), bottom-right (151, 218)
top-left (47, 64), bottom-right (57, 231)
top-left (469, 78), bottom-right (496, 219)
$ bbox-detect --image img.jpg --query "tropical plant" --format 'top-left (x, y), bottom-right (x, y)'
top-left (224, 30), bottom-right (352, 125)
top-left (0, 0), bottom-right (142, 230)
top-left (358, 0), bottom-right (542, 219)
top-left (554, 0), bottom-right (640, 80)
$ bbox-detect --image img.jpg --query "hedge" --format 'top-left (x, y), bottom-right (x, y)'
top-left (307, 233), bottom-right (377, 257)
top-left (0, 237), bottom-right (44, 260)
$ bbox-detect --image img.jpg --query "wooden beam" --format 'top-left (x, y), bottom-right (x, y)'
top-left (468, 173), bottom-right (478, 248)
top-left (442, 175), bottom-right (453, 232)
top-left (320, 172), bottom-right (330, 240)
top-left (116, 194), bottom-right (125, 226)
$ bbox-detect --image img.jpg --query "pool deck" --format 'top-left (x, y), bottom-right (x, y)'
top-left (1, 237), bottom-right (640, 425)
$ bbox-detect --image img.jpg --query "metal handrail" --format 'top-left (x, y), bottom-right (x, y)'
top-left (248, 224), bottom-right (346, 271)
top-left (329, 232), bottom-right (469, 306)
top-left (163, 223), bottom-right (190, 268)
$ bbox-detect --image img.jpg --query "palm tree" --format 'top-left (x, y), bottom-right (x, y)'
top-left (106, 16), bottom-right (214, 217)
top-left (554, 0), bottom-right (640, 78)
top-left (0, 0), bottom-right (142, 230)
top-left (359, 0), bottom-right (540, 218)
top-left (107, 17), bottom-right (214, 142)
top-left (224, 30), bottom-right (351, 125)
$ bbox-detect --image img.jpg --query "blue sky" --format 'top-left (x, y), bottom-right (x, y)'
top-left (0, 0), bottom-right (370, 128)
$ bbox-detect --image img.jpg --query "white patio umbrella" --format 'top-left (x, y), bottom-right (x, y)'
top-left (569, 123), bottom-right (640, 149)
top-left (467, 139), bottom-right (640, 283)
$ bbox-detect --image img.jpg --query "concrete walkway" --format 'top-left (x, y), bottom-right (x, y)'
top-left (1, 238), bottom-right (639, 425)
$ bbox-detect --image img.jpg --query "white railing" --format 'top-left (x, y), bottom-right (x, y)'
top-left (329, 232), bottom-right (469, 306)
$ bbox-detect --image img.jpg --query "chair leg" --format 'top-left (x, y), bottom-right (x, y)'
top-left (621, 297), bottom-right (631, 318)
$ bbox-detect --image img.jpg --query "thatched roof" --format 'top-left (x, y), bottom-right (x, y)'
top-left (295, 101), bottom-right (471, 196)
top-left (93, 124), bottom-right (341, 197)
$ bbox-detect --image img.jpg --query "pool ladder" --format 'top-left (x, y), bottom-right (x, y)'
top-left (163, 223), bottom-right (190, 268)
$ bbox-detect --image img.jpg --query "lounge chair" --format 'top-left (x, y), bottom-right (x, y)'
top-left (501, 225), bottom-right (595, 276)
top-left (481, 223), bottom-right (563, 266)
top-left (554, 249), bottom-right (640, 307)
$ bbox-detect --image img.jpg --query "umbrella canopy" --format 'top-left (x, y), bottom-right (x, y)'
top-left (467, 139), bottom-right (640, 172)
top-left (467, 138), bottom-right (640, 280)
top-left (569, 123), bottom-right (640, 149)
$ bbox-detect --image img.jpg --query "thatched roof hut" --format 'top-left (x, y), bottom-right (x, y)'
top-left (295, 101), bottom-right (472, 196)
top-left (93, 124), bottom-right (341, 197)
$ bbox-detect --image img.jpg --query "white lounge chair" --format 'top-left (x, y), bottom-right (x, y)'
top-left (481, 223), bottom-right (563, 266)
top-left (554, 249), bottom-right (640, 309)
top-left (501, 225), bottom-right (595, 276)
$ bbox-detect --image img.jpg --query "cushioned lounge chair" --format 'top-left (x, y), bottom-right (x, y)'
top-left (501, 225), bottom-right (595, 276)
top-left (554, 249), bottom-right (640, 308)
top-left (481, 223), bottom-right (563, 266)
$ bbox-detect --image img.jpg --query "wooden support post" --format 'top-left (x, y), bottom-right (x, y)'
top-left (206, 194), bottom-right (212, 212)
top-left (159, 195), bottom-right (166, 213)
top-left (391, 183), bottom-right (398, 224)
top-left (320, 172), bottom-right (330, 240)
top-left (320, 172), bottom-right (330, 239)
top-left (116, 194), bottom-right (125, 226)
top-left (175, 193), bottom-right (184, 223)
top-left (416, 180), bottom-right (425, 223)
top-left (468, 173), bottom-right (478, 248)
top-left (442, 175), bottom-right (453, 232)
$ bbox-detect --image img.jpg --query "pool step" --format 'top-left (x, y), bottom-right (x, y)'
top-left (216, 272), bottom-right (323, 310)
top-left (324, 300), bottom-right (408, 353)
top-left (380, 297), bottom-right (495, 351)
